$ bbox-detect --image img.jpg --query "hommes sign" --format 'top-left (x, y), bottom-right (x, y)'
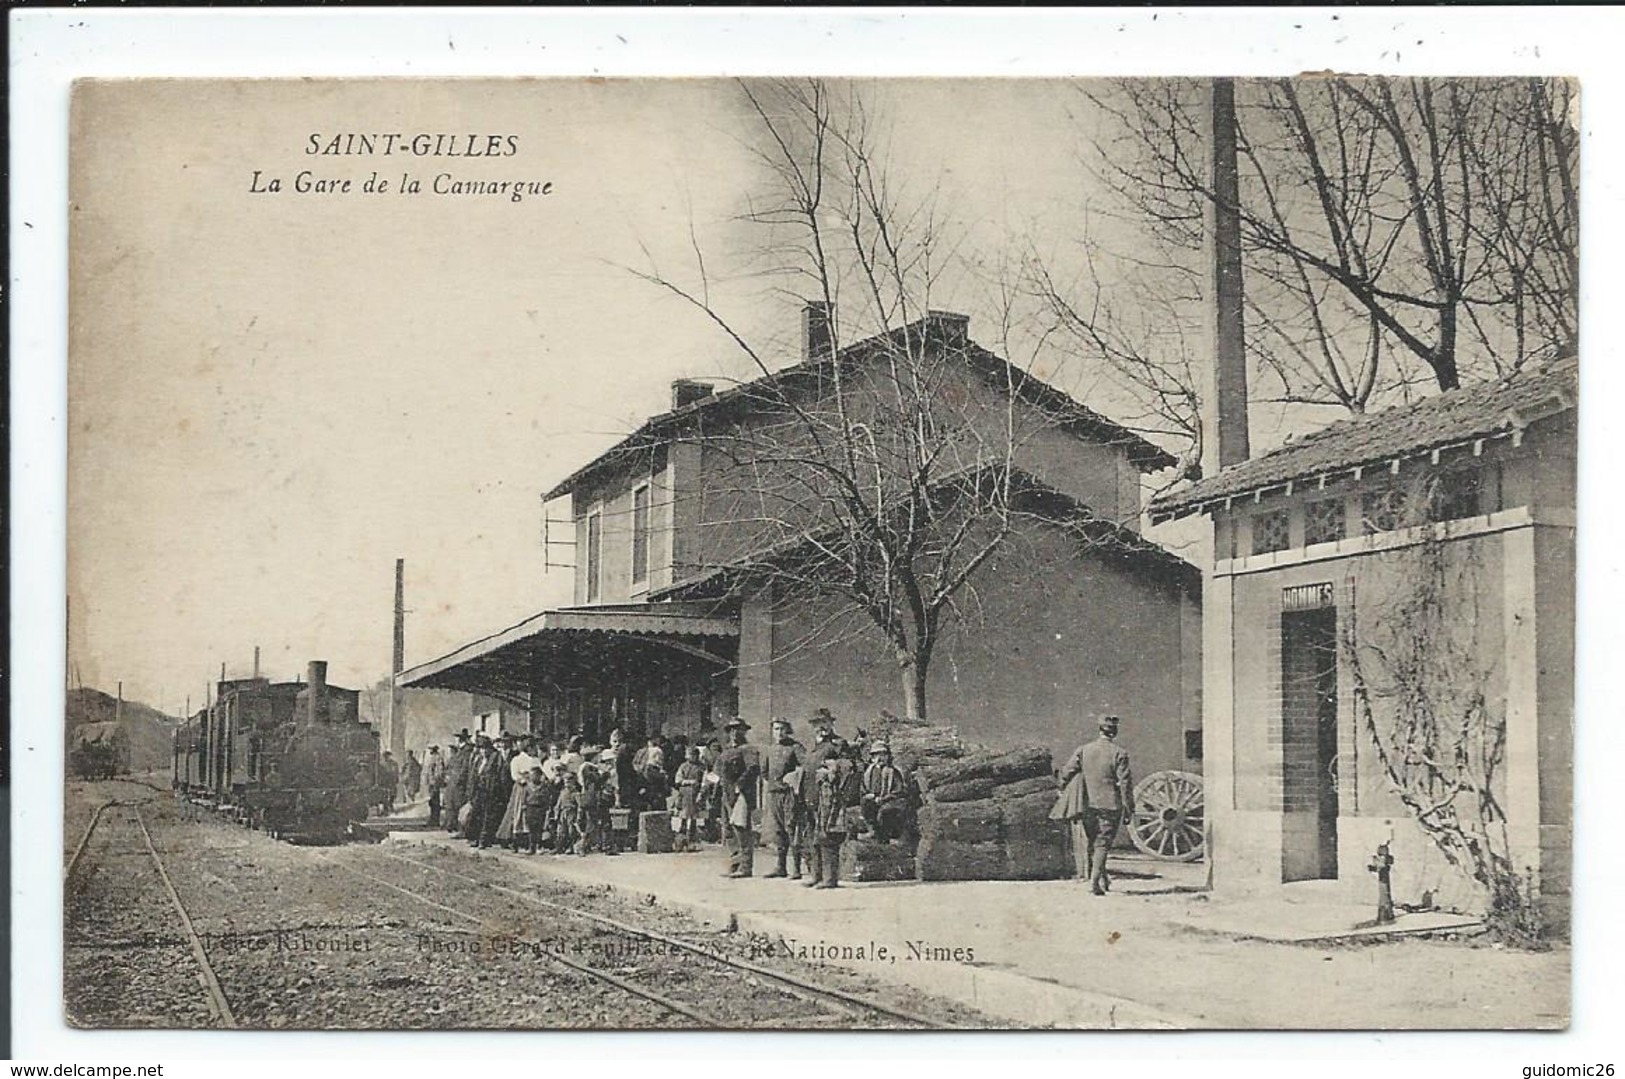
top-left (1282, 582), bottom-right (1336, 612)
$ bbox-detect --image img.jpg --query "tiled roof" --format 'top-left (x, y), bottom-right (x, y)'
top-left (1151, 357), bottom-right (1577, 520)
top-left (543, 315), bottom-right (1176, 502)
top-left (652, 465), bottom-right (1200, 602)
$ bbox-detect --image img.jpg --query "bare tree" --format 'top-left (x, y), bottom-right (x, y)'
top-left (1039, 76), bottom-right (1577, 454)
top-left (637, 80), bottom-right (1135, 721)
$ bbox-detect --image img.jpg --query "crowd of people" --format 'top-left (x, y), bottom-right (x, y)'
top-left (395, 710), bottom-right (922, 889)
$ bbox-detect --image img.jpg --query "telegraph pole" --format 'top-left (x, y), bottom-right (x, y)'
top-left (389, 558), bottom-right (406, 759)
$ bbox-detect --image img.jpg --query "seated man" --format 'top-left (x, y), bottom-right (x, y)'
top-left (860, 741), bottom-right (914, 842)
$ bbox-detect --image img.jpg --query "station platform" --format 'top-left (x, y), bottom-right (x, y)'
top-left (381, 829), bottom-right (1561, 1029)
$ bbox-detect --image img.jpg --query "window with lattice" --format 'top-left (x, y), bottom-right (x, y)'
top-left (1252, 508), bottom-right (1291, 554)
top-left (1361, 487), bottom-right (1406, 534)
top-left (1304, 498), bottom-right (1346, 546)
top-left (1429, 466), bottom-right (1485, 523)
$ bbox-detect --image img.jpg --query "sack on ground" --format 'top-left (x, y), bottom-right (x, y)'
top-left (637, 810), bottom-right (674, 854)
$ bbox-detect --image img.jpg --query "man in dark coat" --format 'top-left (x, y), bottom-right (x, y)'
top-left (716, 719), bottom-right (762, 878)
top-left (760, 719), bottom-right (805, 879)
top-left (424, 745), bottom-right (446, 827)
top-left (377, 752), bottom-right (399, 816)
top-left (467, 735), bottom-right (505, 849)
top-left (445, 730), bottom-right (472, 836)
top-left (1058, 715), bottom-right (1135, 895)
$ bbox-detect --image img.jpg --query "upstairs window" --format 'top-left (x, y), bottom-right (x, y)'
top-left (1361, 487), bottom-right (1407, 534)
top-left (631, 485), bottom-right (651, 585)
top-left (1252, 509), bottom-right (1291, 555)
top-left (586, 511), bottom-right (603, 603)
top-left (1304, 498), bottom-right (1346, 546)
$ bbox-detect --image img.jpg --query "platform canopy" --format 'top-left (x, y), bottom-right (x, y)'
top-left (397, 603), bottom-right (739, 708)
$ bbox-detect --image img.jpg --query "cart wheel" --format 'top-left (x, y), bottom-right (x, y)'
top-left (1128, 770), bottom-right (1205, 861)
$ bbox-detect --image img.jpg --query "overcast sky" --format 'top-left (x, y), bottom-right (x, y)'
top-left (70, 77), bottom-right (1181, 710)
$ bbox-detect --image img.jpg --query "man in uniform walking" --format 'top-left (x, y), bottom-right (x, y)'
top-left (717, 718), bottom-right (762, 878)
top-left (760, 719), bottom-right (805, 879)
top-left (1058, 714), bottom-right (1135, 895)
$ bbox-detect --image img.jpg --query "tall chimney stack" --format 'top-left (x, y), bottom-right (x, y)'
top-left (1205, 77), bottom-right (1250, 476)
top-left (253, 646), bottom-right (260, 680)
top-left (306, 660), bottom-right (328, 726)
top-left (802, 300), bottom-right (835, 362)
top-left (116, 681), bottom-right (123, 726)
top-left (390, 558), bottom-right (406, 758)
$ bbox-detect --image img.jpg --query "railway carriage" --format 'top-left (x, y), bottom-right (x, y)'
top-left (174, 660), bottom-right (380, 842)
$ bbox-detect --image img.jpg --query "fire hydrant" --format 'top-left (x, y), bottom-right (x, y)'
top-left (1367, 842), bottom-right (1395, 925)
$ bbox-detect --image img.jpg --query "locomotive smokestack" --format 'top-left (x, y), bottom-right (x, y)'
top-left (306, 660), bottom-right (328, 726)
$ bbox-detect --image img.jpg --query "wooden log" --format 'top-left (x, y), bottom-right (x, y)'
top-left (1002, 836), bottom-right (1072, 880)
top-left (990, 775), bottom-right (1058, 802)
top-left (919, 746), bottom-right (1052, 791)
top-left (1000, 790), bottom-right (1067, 829)
top-left (840, 839), bottom-right (917, 882)
top-left (928, 777), bottom-right (997, 804)
top-left (915, 837), bottom-right (1006, 881)
top-left (916, 798), bottom-right (1001, 844)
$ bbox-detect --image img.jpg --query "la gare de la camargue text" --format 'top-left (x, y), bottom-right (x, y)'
top-left (248, 132), bottom-right (553, 203)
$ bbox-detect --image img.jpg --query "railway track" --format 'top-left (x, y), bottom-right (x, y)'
top-left (65, 784), bottom-right (971, 1029)
top-left (64, 799), bottom-right (237, 1028)
top-left (328, 845), bottom-right (940, 1029)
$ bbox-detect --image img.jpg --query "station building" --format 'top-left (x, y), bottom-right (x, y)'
top-left (401, 306), bottom-right (1203, 778)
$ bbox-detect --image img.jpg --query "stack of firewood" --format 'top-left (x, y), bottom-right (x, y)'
top-left (913, 746), bottom-right (1069, 881)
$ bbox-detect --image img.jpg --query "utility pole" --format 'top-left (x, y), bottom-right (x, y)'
top-left (389, 558), bottom-right (406, 759)
top-left (1204, 76), bottom-right (1250, 477)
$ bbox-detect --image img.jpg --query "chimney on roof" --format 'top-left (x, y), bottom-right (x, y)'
top-left (1204, 77), bottom-right (1251, 475)
top-left (926, 310), bottom-right (970, 344)
top-left (802, 300), bottom-right (835, 362)
top-left (671, 379), bottom-right (714, 410)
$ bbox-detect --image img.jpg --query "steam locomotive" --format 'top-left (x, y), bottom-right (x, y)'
top-left (173, 660), bottom-right (381, 843)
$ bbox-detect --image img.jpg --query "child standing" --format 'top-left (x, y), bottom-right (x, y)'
top-left (519, 766), bottom-right (555, 854)
top-left (553, 773), bottom-right (582, 855)
top-left (673, 746), bottom-right (705, 850)
top-left (577, 762), bottom-right (611, 855)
